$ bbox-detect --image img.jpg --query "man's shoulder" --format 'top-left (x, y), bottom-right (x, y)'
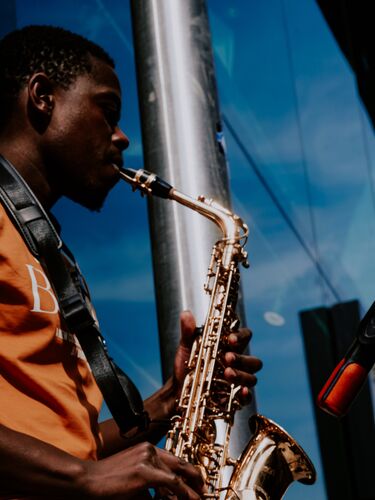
top-left (0, 203), bottom-right (6, 233)
top-left (0, 203), bottom-right (12, 249)
top-left (0, 203), bottom-right (35, 264)
top-left (0, 203), bottom-right (16, 240)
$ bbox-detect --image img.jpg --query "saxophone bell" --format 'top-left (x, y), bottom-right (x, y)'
top-left (226, 414), bottom-right (316, 499)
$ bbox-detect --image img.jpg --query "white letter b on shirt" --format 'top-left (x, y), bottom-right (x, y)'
top-left (26, 264), bottom-right (59, 314)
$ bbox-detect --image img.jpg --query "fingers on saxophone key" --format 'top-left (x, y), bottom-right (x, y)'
top-left (152, 466), bottom-right (202, 500)
top-left (237, 385), bottom-right (253, 405)
top-left (156, 449), bottom-right (205, 496)
top-left (224, 352), bottom-right (263, 373)
top-left (224, 365), bottom-right (258, 387)
top-left (227, 327), bottom-right (252, 351)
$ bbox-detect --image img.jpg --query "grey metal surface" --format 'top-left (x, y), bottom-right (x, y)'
top-left (130, 0), bottom-right (255, 457)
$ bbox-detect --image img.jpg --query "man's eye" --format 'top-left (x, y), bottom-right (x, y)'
top-left (104, 108), bottom-right (119, 127)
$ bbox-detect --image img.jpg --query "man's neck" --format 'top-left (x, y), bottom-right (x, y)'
top-left (0, 137), bottom-right (59, 209)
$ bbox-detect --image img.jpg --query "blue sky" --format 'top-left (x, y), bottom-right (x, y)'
top-left (5, 1), bottom-right (375, 498)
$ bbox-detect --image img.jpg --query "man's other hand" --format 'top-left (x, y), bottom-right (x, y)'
top-left (85, 442), bottom-right (204, 499)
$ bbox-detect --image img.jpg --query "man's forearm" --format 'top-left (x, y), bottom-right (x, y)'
top-left (99, 376), bottom-right (177, 457)
top-left (0, 424), bottom-right (89, 498)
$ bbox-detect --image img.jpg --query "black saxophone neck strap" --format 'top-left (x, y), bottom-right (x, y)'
top-left (0, 154), bottom-right (149, 433)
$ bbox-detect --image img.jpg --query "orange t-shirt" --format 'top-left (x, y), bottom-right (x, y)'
top-left (0, 203), bottom-right (103, 462)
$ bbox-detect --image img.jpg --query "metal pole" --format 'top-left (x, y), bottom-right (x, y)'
top-left (130, 0), bottom-right (255, 457)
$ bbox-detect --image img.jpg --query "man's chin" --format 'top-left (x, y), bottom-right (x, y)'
top-left (67, 190), bottom-right (109, 212)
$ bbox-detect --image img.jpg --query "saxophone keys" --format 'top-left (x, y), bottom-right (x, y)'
top-left (226, 457), bottom-right (237, 467)
top-left (229, 319), bottom-right (240, 331)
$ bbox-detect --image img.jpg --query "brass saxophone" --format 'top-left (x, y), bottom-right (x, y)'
top-left (119, 167), bottom-right (316, 499)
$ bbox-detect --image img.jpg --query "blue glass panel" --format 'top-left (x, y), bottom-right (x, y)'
top-left (0, 1), bottom-right (16, 37)
top-left (208, 0), bottom-right (375, 499)
top-left (224, 128), bottom-right (324, 500)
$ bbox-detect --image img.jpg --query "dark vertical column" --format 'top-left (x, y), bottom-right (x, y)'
top-left (0, 1), bottom-right (16, 38)
top-left (300, 301), bottom-right (375, 500)
top-left (130, 0), bottom-right (254, 458)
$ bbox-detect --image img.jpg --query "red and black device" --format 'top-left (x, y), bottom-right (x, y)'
top-left (318, 300), bottom-right (375, 418)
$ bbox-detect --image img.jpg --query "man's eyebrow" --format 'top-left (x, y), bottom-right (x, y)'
top-left (95, 91), bottom-right (122, 109)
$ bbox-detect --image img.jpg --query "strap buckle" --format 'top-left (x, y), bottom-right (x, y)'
top-left (60, 293), bottom-right (95, 332)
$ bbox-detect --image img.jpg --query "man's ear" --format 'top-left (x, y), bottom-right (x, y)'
top-left (28, 73), bottom-right (55, 118)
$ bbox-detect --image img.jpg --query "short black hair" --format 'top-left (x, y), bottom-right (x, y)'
top-left (0, 25), bottom-right (115, 125)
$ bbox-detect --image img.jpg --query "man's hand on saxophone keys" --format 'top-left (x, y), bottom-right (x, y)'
top-left (223, 328), bottom-right (263, 404)
top-left (173, 310), bottom-right (263, 406)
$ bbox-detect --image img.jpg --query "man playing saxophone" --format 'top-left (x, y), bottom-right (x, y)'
top-left (0, 25), bottom-right (262, 499)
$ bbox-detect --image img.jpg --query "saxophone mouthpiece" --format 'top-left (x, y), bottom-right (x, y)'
top-left (118, 167), bottom-right (173, 199)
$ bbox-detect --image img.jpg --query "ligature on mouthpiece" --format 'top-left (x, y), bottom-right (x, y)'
top-left (119, 167), bottom-right (173, 199)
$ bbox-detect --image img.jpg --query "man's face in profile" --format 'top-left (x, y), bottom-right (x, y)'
top-left (45, 56), bottom-right (129, 211)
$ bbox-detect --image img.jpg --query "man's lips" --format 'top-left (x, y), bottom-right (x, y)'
top-left (108, 158), bottom-right (124, 180)
top-left (110, 158), bottom-right (123, 169)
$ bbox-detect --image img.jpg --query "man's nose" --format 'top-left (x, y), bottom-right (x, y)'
top-left (113, 126), bottom-right (130, 151)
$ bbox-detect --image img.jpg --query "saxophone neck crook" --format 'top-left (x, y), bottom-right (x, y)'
top-left (119, 166), bottom-right (248, 251)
